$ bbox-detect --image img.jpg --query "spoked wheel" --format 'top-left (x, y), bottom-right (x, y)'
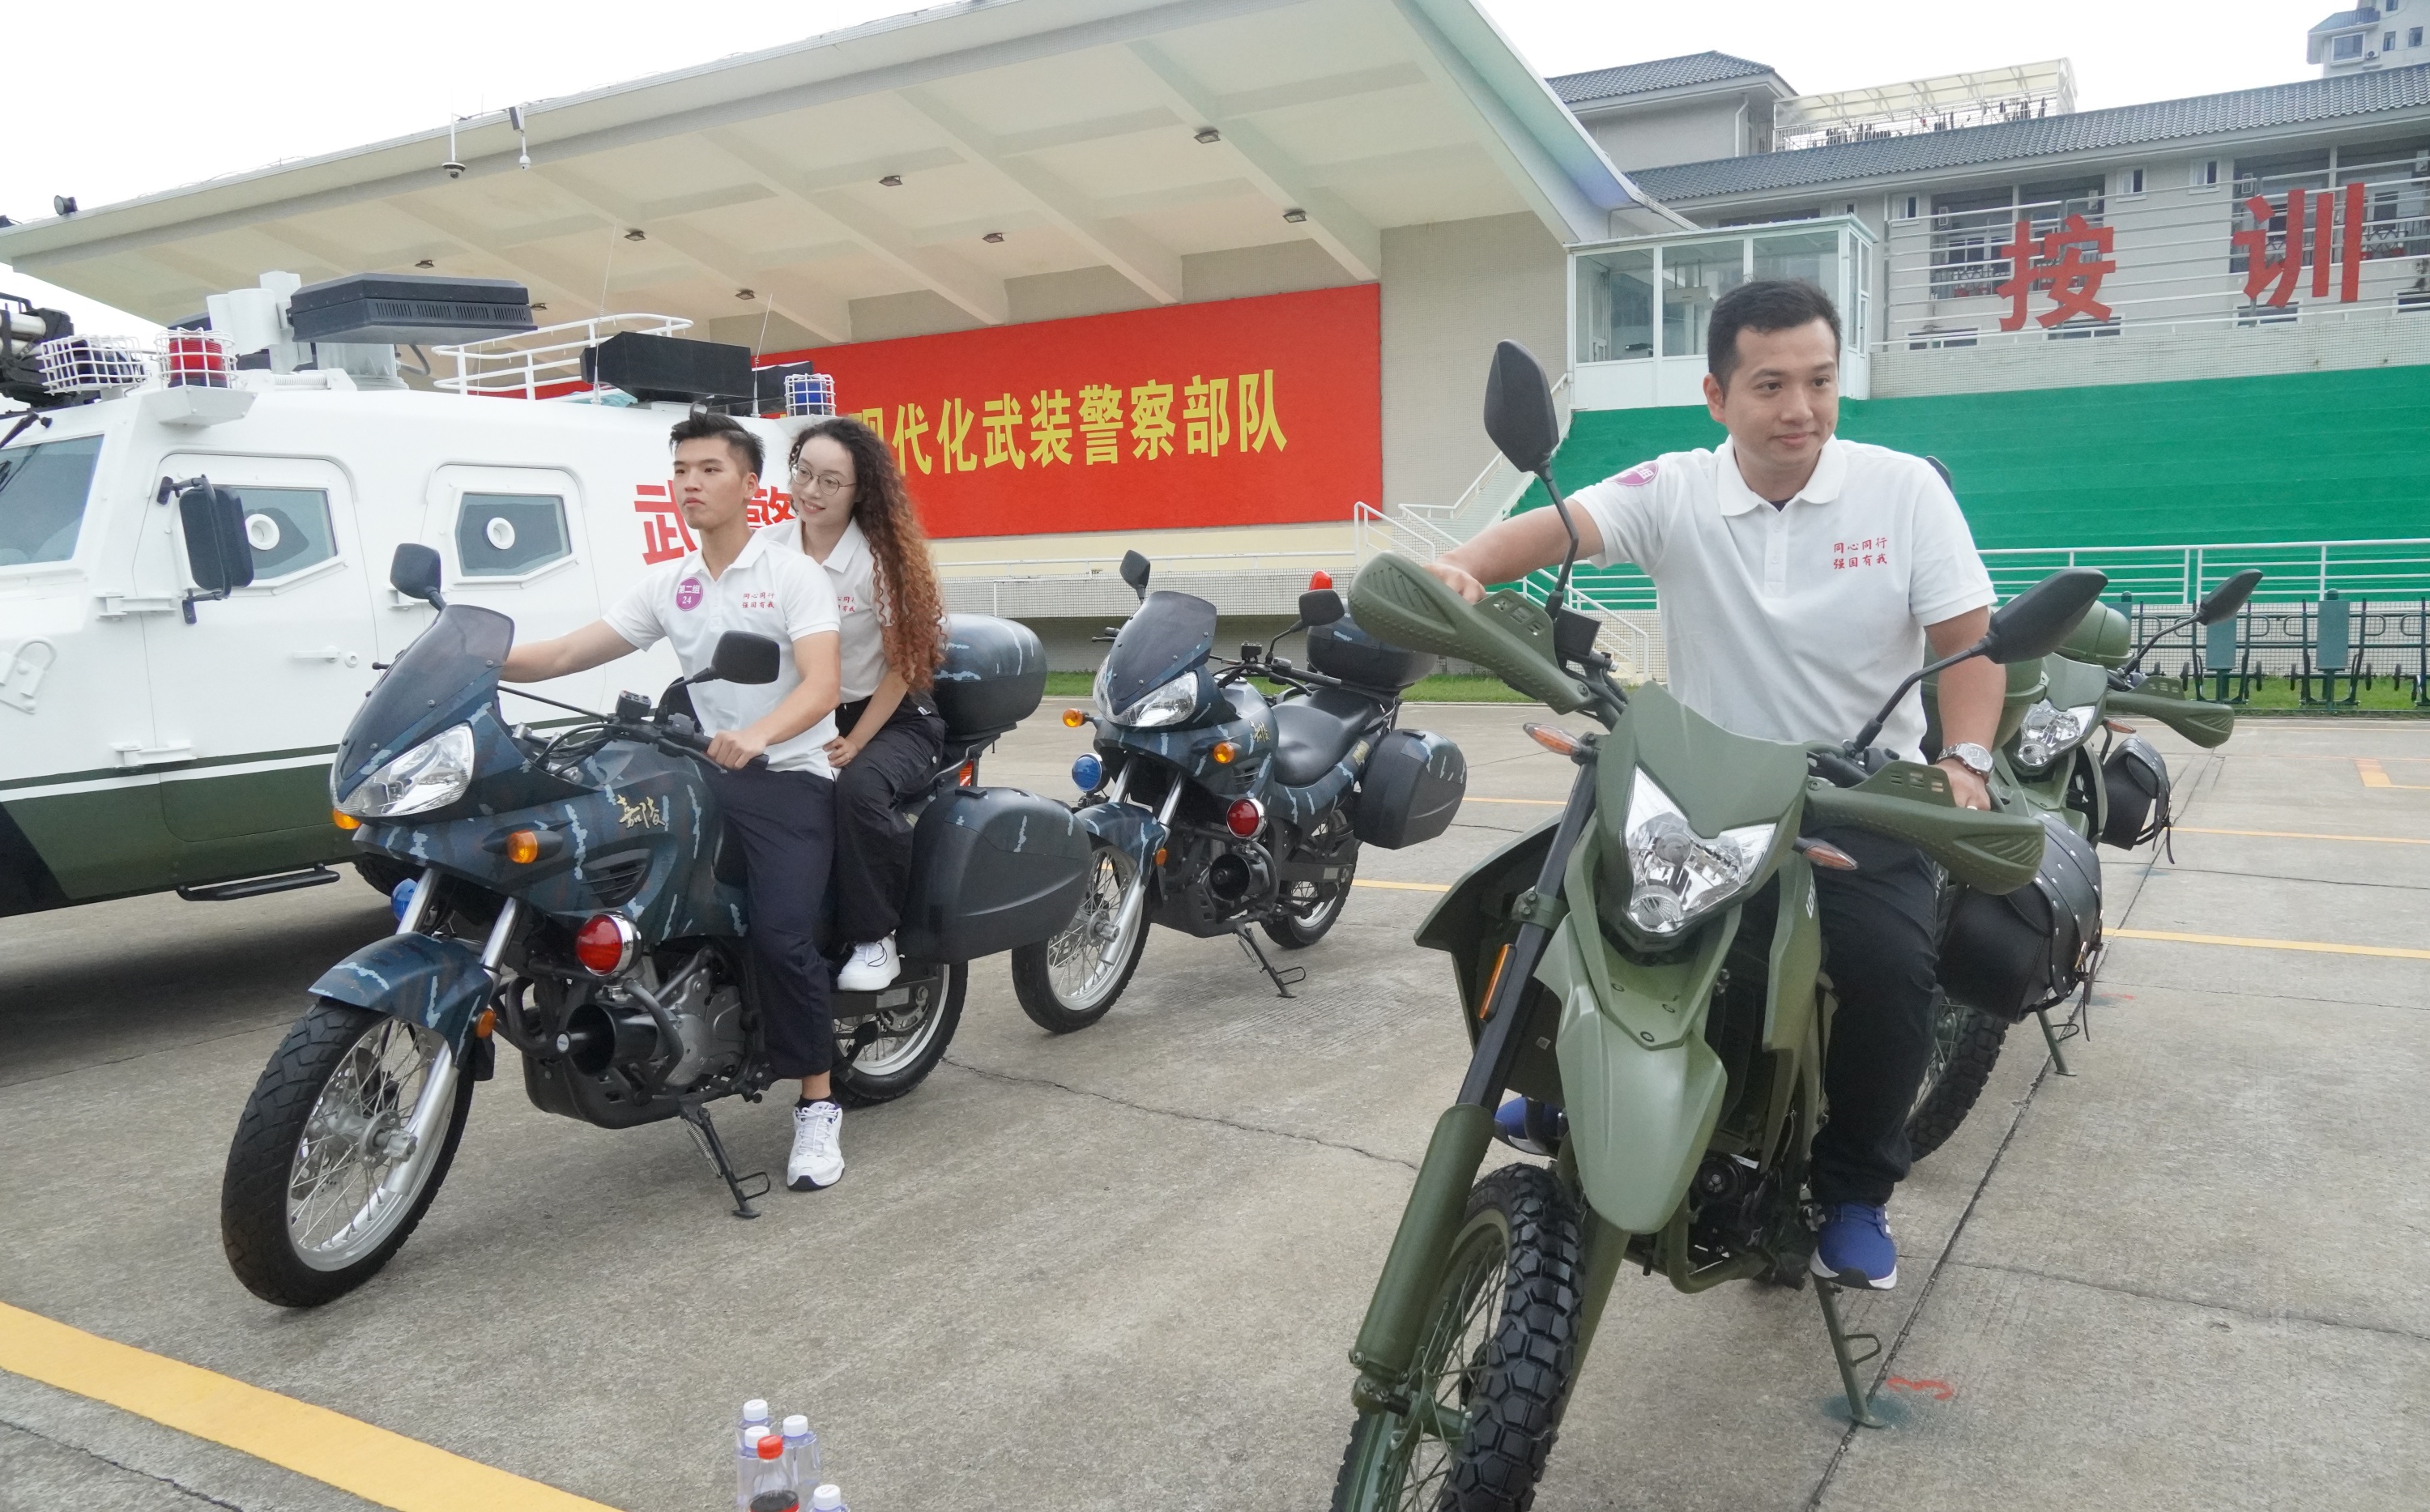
top-left (1332, 1165), bottom-right (1584, 1512)
top-left (834, 963), bottom-right (966, 1107)
top-left (221, 1001), bottom-right (473, 1308)
top-left (1262, 841), bottom-right (1358, 950)
top-left (1011, 841), bottom-right (1149, 1033)
top-left (1903, 991), bottom-right (2010, 1162)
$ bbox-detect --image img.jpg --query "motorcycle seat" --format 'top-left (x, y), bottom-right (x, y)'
top-left (1269, 690), bottom-right (1379, 789)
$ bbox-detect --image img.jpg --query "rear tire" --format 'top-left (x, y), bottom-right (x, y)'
top-left (1330, 1164), bottom-right (1584, 1512)
top-left (221, 1001), bottom-right (472, 1308)
top-left (1904, 995), bottom-right (2010, 1162)
top-left (1011, 841), bottom-right (1149, 1033)
top-left (833, 964), bottom-right (965, 1108)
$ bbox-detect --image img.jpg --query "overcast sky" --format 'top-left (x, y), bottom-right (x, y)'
top-left (2, 0), bottom-right (2331, 334)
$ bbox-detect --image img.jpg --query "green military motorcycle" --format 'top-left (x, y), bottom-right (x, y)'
top-left (1328, 343), bottom-right (2104, 1510)
top-left (1900, 568), bottom-right (2259, 1161)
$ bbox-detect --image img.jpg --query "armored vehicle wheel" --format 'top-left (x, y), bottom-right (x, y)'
top-left (221, 1002), bottom-right (472, 1308)
top-left (1904, 995), bottom-right (2010, 1162)
top-left (1262, 845), bottom-right (1357, 950)
top-left (833, 963), bottom-right (966, 1108)
top-left (1331, 1164), bottom-right (1583, 1512)
top-left (1010, 841), bottom-right (1147, 1033)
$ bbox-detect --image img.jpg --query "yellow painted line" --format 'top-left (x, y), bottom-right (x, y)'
top-left (2355, 757), bottom-right (2430, 790)
top-left (1463, 796), bottom-right (1564, 807)
top-left (1355, 879), bottom-right (1452, 892)
top-left (2109, 927), bottom-right (2430, 962)
top-left (0, 1301), bottom-right (616, 1512)
top-left (2177, 825), bottom-right (2430, 845)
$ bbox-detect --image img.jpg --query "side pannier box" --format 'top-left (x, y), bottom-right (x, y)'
top-left (934, 614), bottom-right (1047, 742)
top-left (1309, 613), bottom-right (1432, 692)
top-left (1353, 730), bottom-right (1466, 849)
top-left (897, 786), bottom-right (1089, 962)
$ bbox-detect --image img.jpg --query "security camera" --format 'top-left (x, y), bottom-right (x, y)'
top-left (443, 161), bottom-right (466, 180)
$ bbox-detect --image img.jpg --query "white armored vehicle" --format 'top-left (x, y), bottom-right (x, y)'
top-left (0, 271), bottom-right (822, 917)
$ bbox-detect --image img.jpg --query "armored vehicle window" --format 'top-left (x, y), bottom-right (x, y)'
top-left (0, 434), bottom-right (104, 567)
top-left (457, 492), bottom-right (569, 576)
top-left (226, 487), bottom-right (337, 578)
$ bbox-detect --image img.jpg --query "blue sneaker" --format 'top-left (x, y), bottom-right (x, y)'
top-left (1810, 1202), bottom-right (1899, 1290)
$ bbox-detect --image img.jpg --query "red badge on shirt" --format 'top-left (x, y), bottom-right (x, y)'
top-left (1617, 461), bottom-right (1660, 488)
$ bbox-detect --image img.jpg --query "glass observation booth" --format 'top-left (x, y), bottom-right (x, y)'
top-left (1570, 217), bottom-right (1875, 409)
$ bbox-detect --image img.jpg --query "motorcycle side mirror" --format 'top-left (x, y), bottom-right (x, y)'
top-left (1482, 339), bottom-right (1558, 475)
top-left (2196, 568), bottom-right (2263, 626)
top-left (389, 543), bottom-right (446, 609)
top-left (693, 632), bottom-right (784, 687)
top-left (1299, 589), bottom-right (1345, 628)
top-left (1119, 550), bottom-right (1152, 602)
top-left (1982, 567), bottom-right (2111, 665)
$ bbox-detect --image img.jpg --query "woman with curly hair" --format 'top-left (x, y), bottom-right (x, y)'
top-left (760, 415), bottom-right (948, 992)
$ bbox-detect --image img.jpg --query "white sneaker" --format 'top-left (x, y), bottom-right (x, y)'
top-left (788, 1100), bottom-right (844, 1191)
top-left (836, 936), bottom-right (902, 992)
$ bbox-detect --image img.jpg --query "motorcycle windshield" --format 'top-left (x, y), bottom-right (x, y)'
top-left (1101, 590), bottom-right (1217, 715)
top-left (333, 604), bottom-right (516, 797)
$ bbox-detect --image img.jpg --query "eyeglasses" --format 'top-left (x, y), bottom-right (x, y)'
top-left (790, 466), bottom-right (854, 496)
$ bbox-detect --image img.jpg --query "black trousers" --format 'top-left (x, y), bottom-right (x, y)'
top-left (1797, 824), bottom-right (1943, 1207)
top-left (832, 695), bottom-right (947, 945)
top-left (708, 765), bottom-right (837, 1080)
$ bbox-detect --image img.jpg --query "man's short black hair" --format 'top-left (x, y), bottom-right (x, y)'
top-left (668, 408), bottom-right (763, 477)
top-left (1707, 279), bottom-right (1843, 391)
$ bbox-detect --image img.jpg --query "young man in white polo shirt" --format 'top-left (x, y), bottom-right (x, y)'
top-left (499, 412), bottom-right (855, 1194)
top-left (1426, 280), bottom-right (2006, 1291)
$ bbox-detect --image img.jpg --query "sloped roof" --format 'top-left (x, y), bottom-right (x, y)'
top-left (1630, 62), bottom-right (2430, 201)
top-left (2308, 9), bottom-right (2379, 34)
top-left (1549, 52), bottom-right (1778, 109)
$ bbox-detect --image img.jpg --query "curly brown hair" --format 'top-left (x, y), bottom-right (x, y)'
top-left (789, 415), bottom-right (946, 692)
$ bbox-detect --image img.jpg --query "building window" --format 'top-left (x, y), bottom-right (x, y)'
top-left (2387, 31), bottom-right (2399, 50)
top-left (2333, 33), bottom-right (2364, 60)
top-left (1899, 194), bottom-right (1921, 220)
top-left (2413, 27), bottom-right (2424, 45)
top-left (2190, 160), bottom-right (2219, 188)
top-left (1929, 185), bottom-right (2017, 298)
top-left (1906, 324), bottom-right (1977, 350)
top-left (458, 493), bottom-right (572, 576)
top-left (2122, 168), bottom-right (2146, 195)
top-left (2236, 302), bottom-right (2300, 328)
top-left (2046, 317), bottom-right (2121, 340)
top-left (2398, 290), bottom-right (2430, 313)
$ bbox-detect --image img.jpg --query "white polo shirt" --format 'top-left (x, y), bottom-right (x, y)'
top-left (603, 533), bottom-right (842, 776)
top-left (1573, 437), bottom-right (1994, 763)
top-left (757, 517), bottom-right (885, 701)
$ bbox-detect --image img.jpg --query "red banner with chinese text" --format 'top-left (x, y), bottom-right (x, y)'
top-left (759, 284), bottom-right (1379, 539)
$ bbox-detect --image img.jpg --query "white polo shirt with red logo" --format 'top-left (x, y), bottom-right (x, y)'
top-left (603, 532), bottom-right (842, 776)
top-left (1571, 436), bottom-right (1994, 762)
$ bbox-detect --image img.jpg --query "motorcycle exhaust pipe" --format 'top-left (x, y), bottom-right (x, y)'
top-left (558, 1000), bottom-right (660, 1075)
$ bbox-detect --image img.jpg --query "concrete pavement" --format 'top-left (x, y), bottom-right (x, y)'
top-left (2, 708), bottom-right (2424, 1510)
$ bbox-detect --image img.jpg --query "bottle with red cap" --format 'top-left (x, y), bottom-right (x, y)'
top-left (746, 1431), bottom-right (799, 1512)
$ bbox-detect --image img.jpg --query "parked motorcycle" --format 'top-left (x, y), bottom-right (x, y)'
top-left (1326, 343), bottom-right (2101, 1509)
top-left (220, 547), bottom-right (1085, 1308)
top-left (1902, 567), bottom-right (2259, 1160)
top-left (1008, 552), bottom-right (1467, 1031)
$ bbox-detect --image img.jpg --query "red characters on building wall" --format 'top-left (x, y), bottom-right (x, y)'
top-left (1994, 214), bottom-right (2117, 330)
top-left (2232, 181), bottom-right (2367, 307)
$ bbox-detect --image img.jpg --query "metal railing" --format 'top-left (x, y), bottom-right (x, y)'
top-left (1978, 538), bottom-right (2430, 603)
top-left (433, 313), bottom-right (693, 400)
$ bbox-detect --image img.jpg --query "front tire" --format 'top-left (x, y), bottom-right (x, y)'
top-left (1904, 995), bottom-right (2010, 1162)
top-left (1010, 841), bottom-right (1149, 1033)
top-left (1263, 839), bottom-right (1358, 950)
top-left (1331, 1165), bottom-right (1584, 1512)
top-left (221, 1001), bottom-right (472, 1308)
top-left (833, 963), bottom-right (965, 1108)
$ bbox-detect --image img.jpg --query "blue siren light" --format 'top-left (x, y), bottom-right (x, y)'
top-left (1071, 753), bottom-right (1104, 793)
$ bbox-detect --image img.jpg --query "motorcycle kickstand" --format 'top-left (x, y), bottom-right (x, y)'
top-left (1232, 926), bottom-right (1305, 999)
top-left (2034, 1008), bottom-right (2075, 1076)
top-left (679, 1100), bottom-right (772, 1220)
top-left (1814, 1280), bottom-right (1890, 1429)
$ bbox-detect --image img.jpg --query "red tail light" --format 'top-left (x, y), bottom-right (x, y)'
top-left (957, 760), bottom-right (978, 786)
top-left (1308, 569), bottom-right (1333, 590)
top-left (1226, 798), bottom-right (1264, 837)
top-left (573, 914), bottom-right (637, 977)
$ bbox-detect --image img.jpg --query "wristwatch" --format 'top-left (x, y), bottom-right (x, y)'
top-left (1942, 742), bottom-right (1994, 777)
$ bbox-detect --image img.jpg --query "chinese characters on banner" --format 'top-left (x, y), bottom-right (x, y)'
top-left (756, 283), bottom-right (1379, 540)
top-left (2232, 181), bottom-right (2368, 307)
top-left (1994, 213), bottom-right (2116, 330)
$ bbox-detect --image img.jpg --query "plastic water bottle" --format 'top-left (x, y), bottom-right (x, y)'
top-left (746, 1434), bottom-right (799, 1512)
top-left (781, 1414), bottom-right (818, 1488)
top-left (733, 1399), bottom-right (772, 1508)
top-left (808, 1485), bottom-right (847, 1512)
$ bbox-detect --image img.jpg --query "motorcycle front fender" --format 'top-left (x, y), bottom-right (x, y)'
top-left (1075, 797), bottom-right (1167, 875)
top-left (309, 933), bottom-right (493, 1049)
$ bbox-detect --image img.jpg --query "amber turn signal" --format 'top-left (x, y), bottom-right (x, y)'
top-left (473, 1007), bottom-right (497, 1040)
top-left (1796, 837), bottom-right (1861, 871)
top-left (2105, 718), bottom-right (2136, 735)
top-left (330, 808), bottom-right (360, 831)
top-left (1062, 708), bottom-right (1086, 728)
top-left (503, 828), bottom-right (544, 865)
top-left (1210, 740), bottom-right (1240, 765)
top-left (1153, 847), bottom-right (1169, 867)
top-left (1523, 722), bottom-right (1584, 756)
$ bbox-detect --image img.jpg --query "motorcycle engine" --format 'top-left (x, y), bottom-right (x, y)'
top-left (560, 955), bottom-right (745, 1092)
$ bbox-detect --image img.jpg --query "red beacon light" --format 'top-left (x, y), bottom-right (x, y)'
top-left (573, 914), bottom-right (638, 977)
top-left (1225, 797), bottom-right (1264, 838)
top-left (1308, 569), bottom-right (1333, 590)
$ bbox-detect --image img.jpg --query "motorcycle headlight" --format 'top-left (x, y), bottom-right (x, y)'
top-left (1102, 667), bottom-right (1201, 729)
top-left (1622, 770), bottom-right (1776, 939)
top-left (2013, 700), bottom-right (2100, 773)
top-left (338, 723), bottom-right (475, 818)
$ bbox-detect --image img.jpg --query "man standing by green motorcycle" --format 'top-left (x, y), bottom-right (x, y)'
top-left (1424, 279), bottom-right (2003, 1290)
